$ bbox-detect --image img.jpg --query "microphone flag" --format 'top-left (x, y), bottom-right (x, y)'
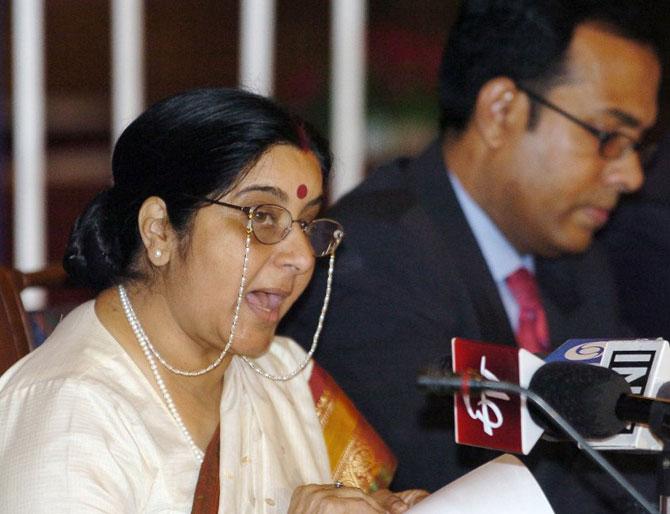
top-left (547, 338), bottom-right (670, 451)
top-left (452, 337), bottom-right (544, 454)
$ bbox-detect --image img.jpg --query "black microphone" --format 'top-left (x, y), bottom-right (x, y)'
top-left (417, 366), bottom-right (660, 514)
top-left (529, 361), bottom-right (670, 440)
top-left (419, 361), bottom-right (670, 440)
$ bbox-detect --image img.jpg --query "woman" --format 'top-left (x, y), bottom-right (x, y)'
top-left (0, 89), bottom-right (425, 512)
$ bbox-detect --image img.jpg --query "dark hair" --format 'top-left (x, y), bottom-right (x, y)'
top-left (64, 88), bottom-right (332, 291)
top-left (439, 0), bottom-right (663, 133)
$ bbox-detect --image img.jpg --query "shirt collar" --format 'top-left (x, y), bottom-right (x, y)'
top-left (448, 171), bottom-right (534, 282)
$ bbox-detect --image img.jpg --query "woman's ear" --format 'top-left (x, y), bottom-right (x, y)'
top-left (138, 196), bottom-right (174, 266)
top-left (472, 77), bottom-right (525, 149)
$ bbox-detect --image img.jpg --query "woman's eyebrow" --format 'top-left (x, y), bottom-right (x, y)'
top-left (305, 194), bottom-right (324, 209)
top-left (233, 185), bottom-right (288, 202)
top-left (234, 185), bottom-right (324, 209)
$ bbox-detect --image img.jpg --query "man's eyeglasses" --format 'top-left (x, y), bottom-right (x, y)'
top-left (517, 85), bottom-right (641, 160)
top-left (199, 198), bottom-right (344, 257)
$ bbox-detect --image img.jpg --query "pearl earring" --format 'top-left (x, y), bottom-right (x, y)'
top-left (154, 249), bottom-right (162, 258)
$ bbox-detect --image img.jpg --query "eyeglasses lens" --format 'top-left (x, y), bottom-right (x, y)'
top-left (251, 205), bottom-right (343, 256)
top-left (305, 220), bottom-right (344, 257)
top-left (250, 205), bottom-right (291, 244)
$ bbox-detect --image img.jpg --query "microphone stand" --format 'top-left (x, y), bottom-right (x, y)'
top-left (645, 388), bottom-right (670, 513)
top-left (659, 447), bottom-right (670, 514)
top-left (418, 374), bottom-right (660, 514)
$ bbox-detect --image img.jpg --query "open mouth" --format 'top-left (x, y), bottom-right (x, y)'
top-left (245, 290), bottom-right (288, 323)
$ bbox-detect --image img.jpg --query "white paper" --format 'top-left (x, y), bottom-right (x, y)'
top-left (406, 454), bottom-right (554, 514)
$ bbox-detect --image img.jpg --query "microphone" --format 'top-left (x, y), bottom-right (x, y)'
top-left (417, 362), bottom-right (659, 514)
top-left (422, 340), bottom-right (670, 441)
top-left (528, 361), bottom-right (670, 440)
top-left (546, 338), bottom-right (670, 450)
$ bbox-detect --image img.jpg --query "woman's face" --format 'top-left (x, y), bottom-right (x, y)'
top-left (163, 144), bottom-right (324, 358)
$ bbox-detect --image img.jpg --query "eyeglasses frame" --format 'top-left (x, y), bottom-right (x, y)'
top-left (197, 197), bottom-right (344, 257)
top-left (516, 85), bottom-right (640, 160)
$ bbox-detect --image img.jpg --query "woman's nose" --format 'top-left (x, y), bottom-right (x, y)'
top-left (274, 225), bottom-right (314, 274)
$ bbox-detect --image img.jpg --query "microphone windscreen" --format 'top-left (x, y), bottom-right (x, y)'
top-left (657, 381), bottom-right (670, 400)
top-left (528, 361), bottom-right (631, 438)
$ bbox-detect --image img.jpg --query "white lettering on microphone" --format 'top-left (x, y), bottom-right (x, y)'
top-left (463, 356), bottom-right (511, 436)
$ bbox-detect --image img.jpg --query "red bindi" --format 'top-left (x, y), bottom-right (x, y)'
top-left (297, 184), bottom-right (308, 199)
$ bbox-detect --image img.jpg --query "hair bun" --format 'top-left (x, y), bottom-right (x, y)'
top-left (63, 189), bottom-right (122, 291)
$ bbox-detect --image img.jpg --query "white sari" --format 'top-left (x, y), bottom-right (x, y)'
top-left (0, 302), bottom-right (331, 513)
top-left (218, 339), bottom-right (331, 513)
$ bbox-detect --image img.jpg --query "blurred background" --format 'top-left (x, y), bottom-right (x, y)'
top-left (0, 0), bottom-right (668, 281)
top-left (0, 0), bottom-right (456, 273)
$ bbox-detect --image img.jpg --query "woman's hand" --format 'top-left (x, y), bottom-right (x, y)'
top-left (372, 488), bottom-right (430, 513)
top-left (288, 483), bottom-right (388, 513)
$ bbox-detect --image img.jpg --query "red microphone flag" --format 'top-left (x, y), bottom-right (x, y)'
top-left (452, 337), bottom-right (544, 455)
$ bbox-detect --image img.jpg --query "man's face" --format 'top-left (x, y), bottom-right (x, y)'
top-left (488, 23), bottom-right (660, 257)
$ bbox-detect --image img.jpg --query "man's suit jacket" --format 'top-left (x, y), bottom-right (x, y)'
top-left (600, 129), bottom-right (670, 340)
top-left (281, 141), bottom-right (653, 513)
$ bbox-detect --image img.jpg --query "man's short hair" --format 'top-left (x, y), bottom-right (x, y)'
top-left (439, 0), bottom-right (663, 133)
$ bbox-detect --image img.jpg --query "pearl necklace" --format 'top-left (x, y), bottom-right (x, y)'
top-left (119, 284), bottom-right (205, 463)
top-left (117, 224), bottom-right (251, 463)
top-left (117, 223), bottom-right (339, 462)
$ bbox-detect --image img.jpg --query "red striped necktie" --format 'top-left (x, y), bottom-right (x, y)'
top-left (505, 268), bottom-right (550, 354)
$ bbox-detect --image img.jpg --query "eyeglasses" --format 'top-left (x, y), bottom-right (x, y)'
top-left (199, 198), bottom-right (344, 257)
top-left (517, 85), bottom-right (641, 160)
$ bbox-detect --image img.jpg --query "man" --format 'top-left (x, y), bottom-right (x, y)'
top-left (282, 1), bottom-right (662, 512)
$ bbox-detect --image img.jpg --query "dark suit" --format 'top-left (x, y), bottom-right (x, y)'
top-left (600, 130), bottom-right (670, 340)
top-left (282, 141), bottom-right (655, 513)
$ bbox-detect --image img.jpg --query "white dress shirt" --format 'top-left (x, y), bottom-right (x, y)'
top-left (449, 172), bottom-right (535, 332)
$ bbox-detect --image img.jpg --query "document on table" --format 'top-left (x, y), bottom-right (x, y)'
top-left (406, 454), bottom-right (554, 514)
